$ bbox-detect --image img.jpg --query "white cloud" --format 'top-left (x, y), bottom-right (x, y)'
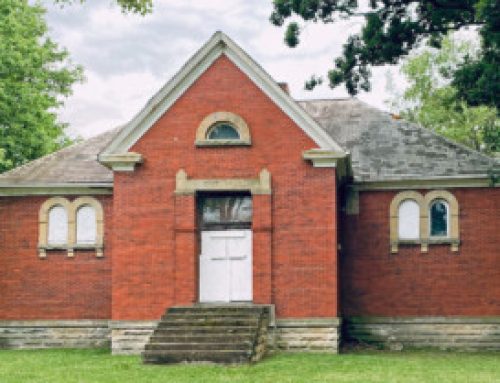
top-left (44, 0), bottom-right (398, 138)
top-left (61, 70), bottom-right (161, 138)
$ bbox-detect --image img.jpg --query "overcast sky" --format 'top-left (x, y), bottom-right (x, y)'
top-left (43, 0), bottom-right (401, 138)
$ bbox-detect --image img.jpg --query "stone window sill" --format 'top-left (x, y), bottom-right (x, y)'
top-left (195, 139), bottom-right (251, 147)
top-left (392, 238), bottom-right (460, 253)
top-left (38, 244), bottom-right (104, 258)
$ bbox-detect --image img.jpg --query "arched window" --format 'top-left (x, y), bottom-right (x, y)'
top-left (390, 190), bottom-right (460, 253)
top-left (47, 205), bottom-right (68, 245)
top-left (38, 196), bottom-right (104, 258)
top-left (195, 111), bottom-right (251, 146)
top-left (207, 123), bottom-right (240, 140)
top-left (76, 205), bottom-right (97, 244)
top-left (429, 199), bottom-right (449, 237)
top-left (390, 191), bottom-right (424, 252)
top-left (398, 199), bottom-right (420, 240)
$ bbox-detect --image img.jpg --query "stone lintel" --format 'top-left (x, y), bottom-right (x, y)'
top-left (175, 168), bottom-right (271, 195)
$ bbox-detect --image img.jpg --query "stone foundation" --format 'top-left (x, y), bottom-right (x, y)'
top-left (4, 317), bottom-right (497, 354)
top-left (110, 321), bottom-right (158, 355)
top-left (0, 320), bottom-right (110, 349)
top-left (344, 317), bottom-right (500, 351)
top-left (270, 318), bottom-right (341, 353)
top-left (0, 318), bottom-right (342, 354)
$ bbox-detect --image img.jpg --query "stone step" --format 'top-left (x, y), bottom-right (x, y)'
top-left (157, 317), bottom-right (259, 327)
top-left (142, 305), bottom-right (270, 364)
top-left (145, 342), bottom-right (252, 351)
top-left (142, 350), bottom-right (252, 364)
top-left (149, 334), bottom-right (255, 344)
top-left (168, 306), bottom-right (266, 315)
top-left (152, 326), bottom-right (256, 335)
top-left (162, 312), bottom-right (262, 320)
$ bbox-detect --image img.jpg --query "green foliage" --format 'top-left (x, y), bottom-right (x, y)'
top-left (452, 0), bottom-right (500, 109)
top-left (0, 0), bottom-right (83, 173)
top-left (391, 36), bottom-right (499, 154)
top-left (53, 0), bottom-right (153, 15)
top-left (305, 75), bottom-right (323, 90)
top-left (284, 22), bottom-right (300, 47)
top-left (270, 0), bottom-right (499, 109)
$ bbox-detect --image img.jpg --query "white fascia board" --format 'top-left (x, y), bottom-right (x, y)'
top-left (101, 31), bottom-right (346, 156)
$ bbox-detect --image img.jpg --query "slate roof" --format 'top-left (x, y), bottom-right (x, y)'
top-left (299, 98), bottom-right (497, 182)
top-left (0, 98), bottom-right (496, 186)
top-left (0, 128), bottom-right (118, 185)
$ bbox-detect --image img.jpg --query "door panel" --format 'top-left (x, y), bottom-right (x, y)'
top-left (199, 230), bottom-right (252, 303)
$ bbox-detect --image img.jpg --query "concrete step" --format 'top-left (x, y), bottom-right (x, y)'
top-left (142, 350), bottom-right (251, 364)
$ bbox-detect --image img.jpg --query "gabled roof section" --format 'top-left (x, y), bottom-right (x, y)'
top-left (100, 31), bottom-right (346, 157)
top-left (299, 98), bottom-right (498, 183)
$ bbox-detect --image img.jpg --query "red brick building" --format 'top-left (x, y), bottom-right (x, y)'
top-left (0, 33), bottom-right (499, 355)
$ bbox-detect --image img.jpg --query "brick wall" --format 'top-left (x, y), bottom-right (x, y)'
top-left (0, 196), bottom-right (112, 319)
top-left (111, 55), bottom-right (338, 320)
top-left (340, 188), bottom-right (500, 316)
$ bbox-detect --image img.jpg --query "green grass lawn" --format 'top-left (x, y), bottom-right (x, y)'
top-left (0, 349), bottom-right (499, 383)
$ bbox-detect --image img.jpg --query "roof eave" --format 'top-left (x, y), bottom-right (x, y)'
top-left (0, 183), bottom-right (113, 196)
top-left (352, 175), bottom-right (498, 190)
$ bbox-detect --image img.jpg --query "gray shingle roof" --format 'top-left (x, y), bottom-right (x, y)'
top-left (0, 98), bottom-right (496, 186)
top-left (299, 98), bottom-right (497, 182)
top-left (0, 128), bottom-right (118, 185)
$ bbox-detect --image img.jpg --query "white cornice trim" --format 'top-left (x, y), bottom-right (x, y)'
top-left (98, 152), bottom-right (143, 172)
top-left (303, 149), bottom-right (347, 167)
top-left (303, 149), bottom-right (351, 182)
top-left (354, 176), bottom-right (498, 190)
top-left (100, 31), bottom-right (346, 156)
top-left (0, 183), bottom-right (113, 196)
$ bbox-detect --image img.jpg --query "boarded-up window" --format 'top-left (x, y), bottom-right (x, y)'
top-left (398, 199), bottom-right (420, 240)
top-left (48, 206), bottom-right (68, 245)
top-left (76, 205), bottom-right (97, 244)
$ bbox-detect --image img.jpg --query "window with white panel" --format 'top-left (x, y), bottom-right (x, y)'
top-left (47, 205), bottom-right (68, 245)
top-left (397, 199), bottom-right (420, 240)
top-left (76, 205), bottom-right (97, 244)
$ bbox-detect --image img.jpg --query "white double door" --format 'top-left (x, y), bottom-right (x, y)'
top-left (199, 230), bottom-right (252, 303)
